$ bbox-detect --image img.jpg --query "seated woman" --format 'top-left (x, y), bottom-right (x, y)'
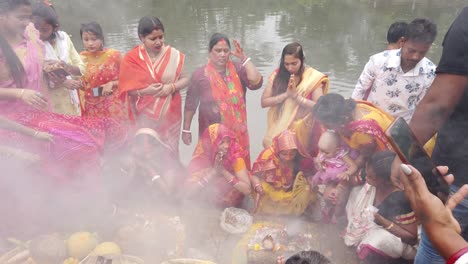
top-left (107, 128), bottom-right (187, 209)
top-left (251, 130), bottom-right (317, 216)
top-left (261, 42), bottom-right (328, 152)
top-left (184, 124), bottom-right (252, 208)
top-left (312, 93), bottom-right (394, 212)
top-left (343, 151), bottom-right (418, 263)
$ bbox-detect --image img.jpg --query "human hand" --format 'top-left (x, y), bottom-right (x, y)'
top-left (338, 172), bottom-right (350, 181)
top-left (399, 164), bottom-right (466, 233)
top-left (276, 255), bottom-right (286, 264)
top-left (102, 81), bottom-right (114, 96)
top-left (62, 79), bottom-right (82, 90)
top-left (286, 74), bottom-right (298, 98)
top-left (323, 184), bottom-right (339, 205)
top-left (154, 84), bottom-right (173, 97)
top-left (181, 131), bottom-right (192, 145)
top-left (231, 39), bottom-right (246, 61)
top-left (144, 83), bottom-right (163, 96)
top-left (20, 89), bottom-right (48, 110)
top-left (214, 151), bottom-right (225, 173)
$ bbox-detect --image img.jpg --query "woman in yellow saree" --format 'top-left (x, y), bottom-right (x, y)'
top-left (251, 130), bottom-right (317, 216)
top-left (261, 43), bottom-right (329, 151)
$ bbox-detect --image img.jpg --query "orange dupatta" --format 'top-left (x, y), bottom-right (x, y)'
top-left (118, 44), bottom-right (185, 154)
top-left (205, 60), bottom-right (250, 166)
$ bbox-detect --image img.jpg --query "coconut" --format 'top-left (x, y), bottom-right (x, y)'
top-left (92, 242), bottom-right (122, 256)
top-left (66, 232), bottom-right (98, 260)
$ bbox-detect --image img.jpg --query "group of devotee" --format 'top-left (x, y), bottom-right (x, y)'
top-left (1, 0), bottom-right (468, 263)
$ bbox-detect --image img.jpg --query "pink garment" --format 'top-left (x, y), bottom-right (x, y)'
top-left (0, 24), bottom-right (127, 184)
top-left (313, 147), bottom-right (356, 185)
top-left (0, 24), bottom-right (48, 112)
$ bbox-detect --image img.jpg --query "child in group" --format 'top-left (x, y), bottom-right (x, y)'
top-left (312, 130), bottom-right (358, 223)
top-left (313, 130), bottom-right (358, 185)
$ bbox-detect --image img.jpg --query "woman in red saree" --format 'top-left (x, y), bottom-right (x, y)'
top-left (118, 16), bottom-right (189, 155)
top-left (79, 22), bottom-right (127, 119)
top-left (184, 124), bottom-right (252, 208)
top-left (182, 33), bottom-right (263, 166)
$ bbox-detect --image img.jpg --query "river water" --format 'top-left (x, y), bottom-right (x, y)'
top-left (56, 0), bottom-right (467, 162)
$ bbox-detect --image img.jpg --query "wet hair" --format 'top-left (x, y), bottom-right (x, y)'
top-left (272, 42), bottom-right (305, 96)
top-left (403, 18), bottom-right (437, 44)
top-left (386, 21), bottom-right (408, 43)
top-left (312, 93), bottom-right (356, 126)
top-left (208, 32), bottom-right (231, 51)
top-left (285, 250), bottom-right (332, 264)
top-left (80, 21), bottom-right (105, 45)
top-left (32, 1), bottom-right (59, 40)
top-left (137, 16), bottom-right (164, 38)
top-left (0, 0), bottom-right (31, 87)
top-left (368, 150), bottom-right (396, 182)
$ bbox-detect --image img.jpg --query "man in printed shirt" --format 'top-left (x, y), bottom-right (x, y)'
top-left (351, 18), bottom-right (437, 122)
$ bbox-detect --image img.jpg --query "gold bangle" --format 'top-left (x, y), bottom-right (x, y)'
top-left (385, 223), bottom-right (394, 230)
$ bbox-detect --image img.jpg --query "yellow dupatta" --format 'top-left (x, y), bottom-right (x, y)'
top-left (263, 67), bottom-right (329, 148)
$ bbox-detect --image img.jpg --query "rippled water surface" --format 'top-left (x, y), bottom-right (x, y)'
top-left (57, 0), bottom-right (467, 162)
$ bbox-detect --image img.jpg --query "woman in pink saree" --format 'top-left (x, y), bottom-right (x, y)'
top-left (0, 0), bottom-right (126, 183)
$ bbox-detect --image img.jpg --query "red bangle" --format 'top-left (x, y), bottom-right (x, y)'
top-left (447, 246), bottom-right (468, 264)
top-left (229, 177), bottom-right (239, 186)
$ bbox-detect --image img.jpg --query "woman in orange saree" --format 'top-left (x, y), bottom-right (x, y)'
top-left (261, 43), bottom-right (328, 154)
top-left (118, 16), bottom-right (189, 155)
top-left (80, 22), bottom-right (127, 119)
top-left (182, 33), bottom-right (263, 166)
top-left (251, 130), bottom-right (318, 216)
top-left (184, 124), bottom-right (252, 208)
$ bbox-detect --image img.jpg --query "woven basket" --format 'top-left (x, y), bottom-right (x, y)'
top-left (79, 254), bottom-right (144, 264)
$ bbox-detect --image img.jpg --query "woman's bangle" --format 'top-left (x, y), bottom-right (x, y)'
top-left (242, 57), bottom-right (251, 67)
top-left (33, 131), bottom-right (39, 137)
top-left (385, 222), bottom-right (394, 230)
top-left (171, 83), bottom-right (176, 94)
top-left (253, 183), bottom-right (261, 190)
top-left (182, 129), bottom-right (191, 134)
top-left (137, 89), bottom-right (142, 96)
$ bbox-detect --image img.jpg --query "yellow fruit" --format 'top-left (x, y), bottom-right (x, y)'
top-left (92, 242), bottom-right (122, 256)
top-left (66, 232), bottom-right (99, 260)
top-left (63, 257), bottom-right (79, 264)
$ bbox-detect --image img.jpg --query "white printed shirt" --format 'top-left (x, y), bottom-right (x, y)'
top-left (351, 49), bottom-right (436, 122)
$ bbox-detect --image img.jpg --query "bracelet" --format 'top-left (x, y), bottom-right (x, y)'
top-left (171, 83), bottom-right (176, 94)
top-left (137, 90), bottom-right (142, 96)
top-left (229, 177), bottom-right (239, 186)
top-left (242, 57), bottom-right (251, 67)
top-left (182, 129), bottom-right (191, 134)
top-left (19, 89), bottom-right (25, 99)
top-left (33, 131), bottom-right (39, 137)
top-left (253, 183), bottom-right (261, 190)
top-left (385, 223), bottom-right (394, 230)
top-left (447, 246), bottom-right (468, 264)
